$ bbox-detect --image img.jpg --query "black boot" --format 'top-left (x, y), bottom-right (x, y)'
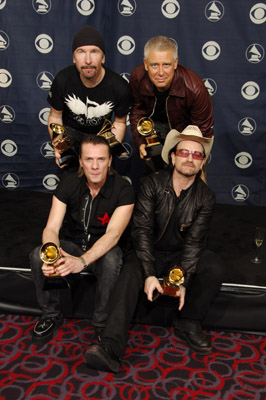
top-left (31, 315), bottom-right (63, 345)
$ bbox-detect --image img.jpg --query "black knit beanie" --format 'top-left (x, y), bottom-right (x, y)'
top-left (72, 26), bottom-right (105, 53)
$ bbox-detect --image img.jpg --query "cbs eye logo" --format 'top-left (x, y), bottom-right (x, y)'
top-left (76, 0), bottom-right (95, 16)
top-left (241, 81), bottom-right (260, 100)
top-left (43, 174), bottom-right (60, 191)
top-left (1, 139), bottom-right (18, 157)
top-left (0, 69), bottom-right (12, 88)
top-left (117, 36), bottom-right (135, 55)
top-left (39, 108), bottom-right (51, 125)
top-left (234, 152), bottom-right (252, 169)
top-left (161, 0), bottom-right (180, 19)
top-left (202, 41), bottom-right (221, 60)
top-left (250, 3), bottom-right (266, 24)
top-left (35, 34), bottom-right (53, 54)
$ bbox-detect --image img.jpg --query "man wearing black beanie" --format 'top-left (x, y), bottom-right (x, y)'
top-left (47, 26), bottom-right (131, 169)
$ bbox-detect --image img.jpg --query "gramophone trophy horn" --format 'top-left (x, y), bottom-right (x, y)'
top-left (50, 123), bottom-right (75, 166)
top-left (97, 119), bottom-right (126, 155)
top-left (161, 266), bottom-right (185, 297)
top-left (39, 242), bottom-right (61, 277)
top-left (137, 117), bottom-right (162, 158)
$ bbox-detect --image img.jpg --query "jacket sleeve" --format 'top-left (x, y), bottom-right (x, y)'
top-left (189, 81), bottom-right (214, 138)
top-left (180, 187), bottom-right (215, 287)
top-left (129, 67), bottom-right (149, 149)
top-left (131, 176), bottom-right (157, 278)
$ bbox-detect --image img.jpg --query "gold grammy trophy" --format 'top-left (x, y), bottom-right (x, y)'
top-left (137, 117), bottom-right (162, 157)
top-left (39, 242), bottom-right (61, 277)
top-left (50, 123), bottom-right (75, 166)
top-left (97, 119), bottom-right (125, 155)
top-left (161, 266), bottom-right (185, 297)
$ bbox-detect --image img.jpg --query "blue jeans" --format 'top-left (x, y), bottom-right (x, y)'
top-left (30, 240), bottom-right (123, 327)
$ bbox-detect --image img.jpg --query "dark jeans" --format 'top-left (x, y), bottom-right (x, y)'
top-left (101, 248), bottom-right (225, 358)
top-left (30, 240), bottom-right (123, 327)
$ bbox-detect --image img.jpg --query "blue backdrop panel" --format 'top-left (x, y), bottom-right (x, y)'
top-left (0, 0), bottom-right (265, 205)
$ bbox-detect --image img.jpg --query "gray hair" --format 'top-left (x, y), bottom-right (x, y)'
top-left (144, 35), bottom-right (178, 60)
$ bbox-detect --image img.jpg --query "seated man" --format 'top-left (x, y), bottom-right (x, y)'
top-left (30, 135), bottom-right (135, 345)
top-left (84, 125), bottom-right (225, 373)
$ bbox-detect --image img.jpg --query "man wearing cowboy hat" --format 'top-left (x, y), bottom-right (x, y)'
top-left (84, 125), bottom-right (225, 373)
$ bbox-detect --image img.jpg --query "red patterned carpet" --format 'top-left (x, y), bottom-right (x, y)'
top-left (0, 314), bottom-right (266, 400)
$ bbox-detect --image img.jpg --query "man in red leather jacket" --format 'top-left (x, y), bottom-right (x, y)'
top-left (129, 35), bottom-right (214, 172)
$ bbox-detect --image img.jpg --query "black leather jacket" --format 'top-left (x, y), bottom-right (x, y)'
top-left (131, 169), bottom-right (215, 287)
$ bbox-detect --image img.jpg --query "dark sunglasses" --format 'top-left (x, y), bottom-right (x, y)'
top-left (176, 149), bottom-right (204, 160)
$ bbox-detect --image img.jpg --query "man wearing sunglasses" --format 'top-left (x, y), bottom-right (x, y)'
top-left (84, 125), bottom-right (225, 373)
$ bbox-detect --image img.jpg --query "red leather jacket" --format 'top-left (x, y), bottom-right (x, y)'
top-left (129, 64), bottom-right (214, 149)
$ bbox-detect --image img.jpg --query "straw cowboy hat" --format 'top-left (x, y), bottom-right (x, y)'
top-left (161, 125), bottom-right (214, 164)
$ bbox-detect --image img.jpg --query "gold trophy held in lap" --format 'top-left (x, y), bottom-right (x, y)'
top-left (161, 266), bottom-right (185, 296)
top-left (153, 266), bottom-right (185, 301)
top-left (137, 117), bottom-right (163, 158)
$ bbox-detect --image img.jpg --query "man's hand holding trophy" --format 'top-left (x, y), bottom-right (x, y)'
top-left (39, 242), bottom-right (61, 277)
top-left (50, 123), bottom-right (75, 166)
top-left (153, 266), bottom-right (185, 301)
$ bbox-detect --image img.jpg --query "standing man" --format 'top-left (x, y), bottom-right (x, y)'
top-left (129, 35), bottom-right (214, 172)
top-left (47, 25), bottom-right (131, 168)
top-left (84, 126), bottom-right (224, 373)
top-left (30, 135), bottom-right (135, 345)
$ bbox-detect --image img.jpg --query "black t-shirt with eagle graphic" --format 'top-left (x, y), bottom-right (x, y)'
top-left (47, 65), bottom-right (131, 134)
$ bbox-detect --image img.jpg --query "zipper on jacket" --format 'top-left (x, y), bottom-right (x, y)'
top-left (150, 96), bottom-right (172, 130)
top-left (149, 97), bottom-right (157, 118)
top-left (165, 96), bottom-right (172, 129)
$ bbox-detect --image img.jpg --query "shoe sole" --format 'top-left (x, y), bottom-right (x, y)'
top-left (85, 348), bottom-right (120, 374)
top-left (31, 330), bottom-right (55, 345)
top-left (174, 329), bottom-right (212, 355)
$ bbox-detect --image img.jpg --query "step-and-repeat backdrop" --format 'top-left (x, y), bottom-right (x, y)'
top-left (1, 0), bottom-right (265, 205)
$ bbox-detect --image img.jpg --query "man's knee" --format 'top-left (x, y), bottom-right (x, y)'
top-left (121, 250), bottom-right (143, 289)
top-left (96, 246), bottom-right (123, 277)
top-left (198, 249), bottom-right (225, 283)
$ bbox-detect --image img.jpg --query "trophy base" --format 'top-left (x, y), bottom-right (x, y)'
top-left (59, 149), bottom-right (76, 166)
top-left (111, 142), bottom-right (128, 157)
top-left (145, 143), bottom-right (163, 158)
top-left (162, 285), bottom-right (180, 297)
